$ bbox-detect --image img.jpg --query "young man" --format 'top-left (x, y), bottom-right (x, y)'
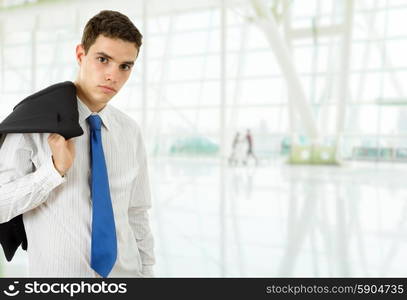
top-left (0, 10), bottom-right (155, 277)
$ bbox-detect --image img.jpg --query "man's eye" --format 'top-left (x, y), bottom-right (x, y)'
top-left (98, 57), bottom-right (108, 63)
top-left (120, 64), bottom-right (131, 71)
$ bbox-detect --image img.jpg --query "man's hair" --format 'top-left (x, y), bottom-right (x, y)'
top-left (81, 10), bottom-right (143, 54)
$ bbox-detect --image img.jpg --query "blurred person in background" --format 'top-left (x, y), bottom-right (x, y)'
top-left (244, 129), bottom-right (258, 166)
top-left (228, 132), bottom-right (240, 166)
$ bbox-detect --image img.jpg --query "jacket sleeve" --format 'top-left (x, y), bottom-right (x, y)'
top-left (0, 133), bottom-right (66, 224)
top-left (128, 130), bottom-right (156, 277)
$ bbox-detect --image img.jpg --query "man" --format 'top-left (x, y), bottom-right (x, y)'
top-left (244, 129), bottom-right (258, 166)
top-left (228, 132), bottom-right (240, 166)
top-left (0, 10), bottom-right (155, 277)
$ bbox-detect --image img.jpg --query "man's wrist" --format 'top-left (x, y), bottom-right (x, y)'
top-left (51, 156), bottom-right (66, 177)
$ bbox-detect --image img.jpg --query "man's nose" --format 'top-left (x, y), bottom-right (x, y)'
top-left (105, 66), bottom-right (118, 82)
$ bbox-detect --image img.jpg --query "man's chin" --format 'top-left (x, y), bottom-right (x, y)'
top-left (94, 92), bottom-right (115, 103)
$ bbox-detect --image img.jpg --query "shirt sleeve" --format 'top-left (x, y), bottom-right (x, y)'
top-left (0, 133), bottom-right (66, 224)
top-left (128, 130), bottom-right (156, 278)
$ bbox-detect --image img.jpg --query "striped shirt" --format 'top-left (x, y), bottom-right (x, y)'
top-left (0, 97), bottom-right (155, 277)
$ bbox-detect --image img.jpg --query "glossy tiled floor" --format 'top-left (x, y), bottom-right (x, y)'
top-left (151, 158), bottom-right (407, 277)
top-left (2, 158), bottom-right (407, 277)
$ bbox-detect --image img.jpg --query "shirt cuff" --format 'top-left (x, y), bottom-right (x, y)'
top-left (141, 265), bottom-right (154, 277)
top-left (35, 155), bottom-right (66, 191)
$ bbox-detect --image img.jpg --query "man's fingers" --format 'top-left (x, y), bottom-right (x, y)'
top-left (48, 133), bottom-right (64, 141)
top-left (67, 138), bottom-right (76, 151)
top-left (48, 134), bottom-right (75, 153)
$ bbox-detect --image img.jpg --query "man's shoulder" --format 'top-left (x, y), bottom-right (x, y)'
top-left (108, 105), bottom-right (141, 132)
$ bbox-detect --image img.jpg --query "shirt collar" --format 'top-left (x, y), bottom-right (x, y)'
top-left (77, 96), bottom-right (111, 131)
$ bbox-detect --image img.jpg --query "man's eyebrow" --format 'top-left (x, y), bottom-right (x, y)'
top-left (96, 51), bottom-right (134, 65)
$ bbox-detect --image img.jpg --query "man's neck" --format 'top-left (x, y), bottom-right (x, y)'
top-left (73, 81), bottom-right (106, 113)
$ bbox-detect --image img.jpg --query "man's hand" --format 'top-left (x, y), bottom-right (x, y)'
top-left (47, 133), bottom-right (76, 177)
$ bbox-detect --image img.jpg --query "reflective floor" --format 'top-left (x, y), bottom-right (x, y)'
top-left (2, 158), bottom-right (407, 277)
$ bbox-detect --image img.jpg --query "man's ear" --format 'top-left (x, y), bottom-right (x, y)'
top-left (75, 44), bottom-right (85, 65)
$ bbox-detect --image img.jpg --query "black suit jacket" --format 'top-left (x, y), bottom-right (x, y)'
top-left (0, 81), bottom-right (84, 261)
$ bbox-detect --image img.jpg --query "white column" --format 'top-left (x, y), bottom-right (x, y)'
top-left (251, 0), bottom-right (319, 140)
top-left (219, 0), bottom-right (227, 277)
top-left (142, 0), bottom-right (148, 133)
top-left (281, 0), bottom-right (297, 141)
top-left (31, 14), bottom-right (39, 92)
top-left (0, 20), bottom-right (4, 94)
top-left (336, 0), bottom-right (354, 144)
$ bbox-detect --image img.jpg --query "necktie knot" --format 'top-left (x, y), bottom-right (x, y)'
top-left (87, 115), bottom-right (102, 131)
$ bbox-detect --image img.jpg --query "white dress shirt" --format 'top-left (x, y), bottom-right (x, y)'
top-left (0, 97), bottom-right (155, 277)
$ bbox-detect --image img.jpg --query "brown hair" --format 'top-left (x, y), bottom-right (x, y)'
top-left (81, 10), bottom-right (143, 54)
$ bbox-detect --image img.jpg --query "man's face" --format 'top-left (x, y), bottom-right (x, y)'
top-left (75, 34), bottom-right (138, 109)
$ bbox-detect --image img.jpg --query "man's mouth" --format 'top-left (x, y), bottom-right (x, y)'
top-left (98, 85), bottom-right (116, 93)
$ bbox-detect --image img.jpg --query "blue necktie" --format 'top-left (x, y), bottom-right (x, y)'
top-left (87, 115), bottom-right (117, 278)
